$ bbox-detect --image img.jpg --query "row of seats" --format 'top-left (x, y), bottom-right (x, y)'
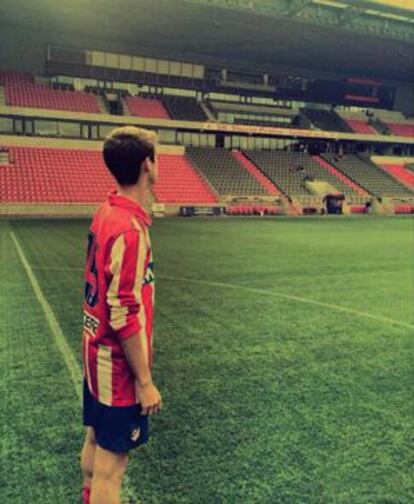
top-left (350, 205), bottom-right (368, 214)
top-left (187, 148), bottom-right (269, 196)
top-left (0, 71), bottom-right (100, 113)
top-left (394, 204), bottom-right (414, 214)
top-left (321, 154), bottom-right (414, 197)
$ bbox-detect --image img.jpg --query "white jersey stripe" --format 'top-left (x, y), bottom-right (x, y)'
top-left (96, 344), bottom-right (113, 405)
top-left (107, 234), bottom-right (128, 331)
top-left (134, 231), bottom-right (149, 366)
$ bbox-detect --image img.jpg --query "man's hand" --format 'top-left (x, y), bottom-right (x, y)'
top-left (137, 383), bottom-right (162, 415)
top-left (121, 334), bottom-right (162, 415)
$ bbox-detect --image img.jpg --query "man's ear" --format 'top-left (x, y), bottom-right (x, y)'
top-left (142, 158), bottom-right (151, 174)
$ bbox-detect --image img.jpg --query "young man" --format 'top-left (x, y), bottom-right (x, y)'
top-left (80, 126), bottom-right (162, 504)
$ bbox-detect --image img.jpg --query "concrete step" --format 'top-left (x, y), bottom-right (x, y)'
top-left (121, 98), bottom-right (131, 116)
top-left (96, 95), bottom-right (108, 114)
top-left (199, 101), bottom-right (215, 121)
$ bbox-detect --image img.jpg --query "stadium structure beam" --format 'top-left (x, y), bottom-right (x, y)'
top-left (183, 0), bottom-right (414, 42)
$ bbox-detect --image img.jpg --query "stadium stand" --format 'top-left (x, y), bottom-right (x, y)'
top-left (0, 71), bottom-right (100, 113)
top-left (301, 108), bottom-right (352, 133)
top-left (186, 147), bottom-right (269, 196)
top-left (243, 150), bottom-right (369, 200)
top-left (124, 95), bottom-right (171, 119)
top-left (161, 95), bottom-right (207, 121)
top-left (152, 154), bottom-right (218, 204)
top-left (321, 154), bottom-right (414, 197)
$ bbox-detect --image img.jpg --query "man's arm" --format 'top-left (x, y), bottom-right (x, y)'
top-left (107, 230), bottom-right (162, 415)
top-left (121, 333), bottom-right (162, 415)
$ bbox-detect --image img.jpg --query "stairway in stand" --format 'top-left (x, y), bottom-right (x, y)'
top-left (0, 86), bottom-right (6, 106)
top-left (232, 150), bottom-right (281, 195)
top-left (96, 95), bottom-right (108, 114)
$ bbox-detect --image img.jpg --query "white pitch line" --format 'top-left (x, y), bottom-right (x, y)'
top-left (10, 232), bottom-right (140, 504)
top-left (32, 266), bottom-right (84, 272)
top-left (10, 231), bottom-right (83, 398)
top-left (159, 274), bottom-right (414, 331)
top-left (29, 264), bottom-right (413, 330)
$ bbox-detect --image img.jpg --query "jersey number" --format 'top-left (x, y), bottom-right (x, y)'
top-left (84, 232), bottom-right (99, 308)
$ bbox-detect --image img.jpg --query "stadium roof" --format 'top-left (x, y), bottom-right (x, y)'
top-left (1, 0), bottom-right (413, 81)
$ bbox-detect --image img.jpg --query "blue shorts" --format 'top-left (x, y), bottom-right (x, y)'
top-left (83, 380), bottom-right (149, 453)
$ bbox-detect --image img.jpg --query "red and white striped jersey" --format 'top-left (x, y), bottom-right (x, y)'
top-left (82, 191), bottom-right (155, 406)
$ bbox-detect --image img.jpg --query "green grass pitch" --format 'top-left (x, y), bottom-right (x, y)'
top-left (1, 216), bottom-right (413, 503)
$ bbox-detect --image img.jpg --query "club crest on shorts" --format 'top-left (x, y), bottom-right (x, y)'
top-left (130, 428), bottom-right (141, 442)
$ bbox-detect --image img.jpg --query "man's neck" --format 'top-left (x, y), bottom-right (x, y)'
top-left (117, 182), bottom-right (146, 207)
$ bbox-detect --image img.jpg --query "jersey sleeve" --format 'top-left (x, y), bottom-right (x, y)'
top-left (106, 229), bottom-right (147, 340)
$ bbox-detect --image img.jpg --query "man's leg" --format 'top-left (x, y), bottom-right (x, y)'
top-left (81, 427), bottom-right (97, 503)
top-left (90, 445), bottom-right (129, 504)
